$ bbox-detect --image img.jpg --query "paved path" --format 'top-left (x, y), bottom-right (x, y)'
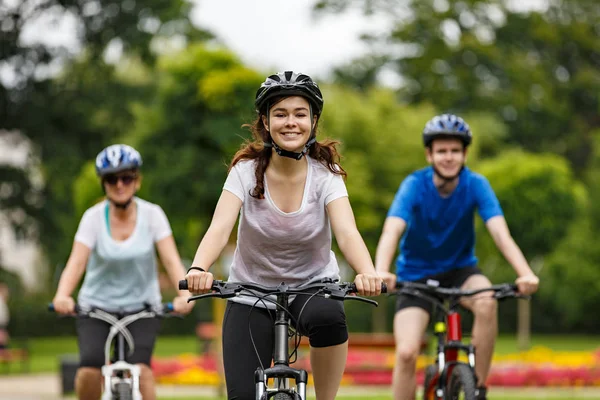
top-left (2, 373), bottom-right (600, 399)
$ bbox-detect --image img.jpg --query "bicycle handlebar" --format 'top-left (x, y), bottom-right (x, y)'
top-left (47, 302), bottom-right (176, 316)
top-left (395, 281), bottom-right (528, 300)
top-left (179, 279), bottom-right (386, 307)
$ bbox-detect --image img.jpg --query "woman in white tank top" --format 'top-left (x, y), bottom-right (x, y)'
top-left (51, 144), bottom-right (193, 400)
top-left (184, 71), bottom-right (383, 400)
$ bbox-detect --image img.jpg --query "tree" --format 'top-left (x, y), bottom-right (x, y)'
top-left (314, 0), bottom-right (600, 173)
top-left (474, 150), bottom-right (586, 336)
top-left (0, 0), bottom-right (211, 273)
top-left (123, 44), bottom-right (263, 257)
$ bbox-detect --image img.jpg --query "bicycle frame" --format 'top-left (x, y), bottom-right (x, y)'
top-left (50, 304), bottom-right (172, 400)
top-left (182, 279), bottom-right (382, 400)
top-left (99, 310), bottom-right (145, 400)
top-left (396, 281), bottom-right (522, 400)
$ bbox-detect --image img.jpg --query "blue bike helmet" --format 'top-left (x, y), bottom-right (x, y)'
top-left (422, 114), bottom-right (472, 148)
top-left (95, 144), bottom-right (142, 176)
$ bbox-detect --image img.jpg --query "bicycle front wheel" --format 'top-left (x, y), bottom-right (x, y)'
top-left (422, 364), bottom-right (438, 400)
top-left (273, 392), bottom-right (303, 400)
top-left (114, 382), bottom-right (132, 400)
top-left (446, 363), bottom-right (476, 400)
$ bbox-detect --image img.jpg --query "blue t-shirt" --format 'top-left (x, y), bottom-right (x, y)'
top-left (387, 166), bottom-right (503, 281)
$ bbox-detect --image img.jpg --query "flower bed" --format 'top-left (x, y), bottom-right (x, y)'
top-left (151, 346), bottom-right (600, 387)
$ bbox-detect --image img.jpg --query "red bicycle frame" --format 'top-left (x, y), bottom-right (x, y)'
top-left (423, 309), bottom-right (465, 400)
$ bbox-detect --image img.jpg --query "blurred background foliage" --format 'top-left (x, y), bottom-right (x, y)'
top-left (1, 0), bottom-right (599, 335)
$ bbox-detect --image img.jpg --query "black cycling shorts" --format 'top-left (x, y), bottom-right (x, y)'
top-left (222, 293), bottom-right (348, 400)
top-left (76, 313), bottom-right (160, 368)
top-left (395, 266), bottom-right (483, 316)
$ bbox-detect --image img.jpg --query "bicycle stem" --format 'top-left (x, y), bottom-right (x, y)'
top-left (273, 293), bottom-right (289, 366)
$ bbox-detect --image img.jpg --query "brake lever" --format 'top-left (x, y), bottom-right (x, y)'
top-left (345, 296), bottom-right (379, 307)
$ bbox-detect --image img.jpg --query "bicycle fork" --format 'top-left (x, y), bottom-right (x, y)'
top-left (433, 311), bottom-right (476, 399)
top-left (101, 332), bottom-right (142, 400)
top-left (255, 295), bottom-right (307, 400)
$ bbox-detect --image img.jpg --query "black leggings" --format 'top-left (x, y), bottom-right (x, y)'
top-left (76, 315), bottom-right (160, 368)
top-left (222, 295), bottom-right (348, 400)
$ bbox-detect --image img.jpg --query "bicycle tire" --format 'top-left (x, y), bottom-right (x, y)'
top-left (446, 363), bottom-right (476, 400)
top-left (422, 364), bottom-right (438, 400)
top-left (273, 393), bottom-right (295, 400)
top-left (115, 381), bottom-right (132, 400)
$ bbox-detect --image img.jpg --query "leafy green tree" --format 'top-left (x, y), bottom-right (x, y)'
top-left (315, 0), bottom-right (600, 173)
top-left (474, 151), bottom-right (586, 331)
top-left (123, 44), bottom-right (263, 257)
top-left (1, 0), bottom-right (210, 274)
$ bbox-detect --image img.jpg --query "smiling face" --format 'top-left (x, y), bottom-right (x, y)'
top-left (102, 169), bottom-right (140, 204)
top-left (426, 137), bottom-right (467, 179)
top-left (262, 96), bottom-right (316, 153)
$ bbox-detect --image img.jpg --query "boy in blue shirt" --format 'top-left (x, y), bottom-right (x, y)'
top-left (375, 114), bottom-right (539, 400)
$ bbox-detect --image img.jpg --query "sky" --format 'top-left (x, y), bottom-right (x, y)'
top-left (5, 0), bottom-right (548, 87)
top-left (189, 0), bottom-right (390, 80)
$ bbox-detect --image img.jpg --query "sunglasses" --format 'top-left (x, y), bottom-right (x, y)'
top-left (104, 174), bottom-right (137, 186)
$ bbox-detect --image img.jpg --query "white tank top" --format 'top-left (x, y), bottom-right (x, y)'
top-left (223, 157), bottom-right (348, 308)
top-left (74, 198), bottom-right (173, 311)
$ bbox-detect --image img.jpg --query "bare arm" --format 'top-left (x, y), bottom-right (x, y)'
top-left (155, 235), bottom-right (188, 294)
top-left (486, 215), bottom-right (539, 294)
top-left (186, 190), bottom-right (242, 293)
top-left (327, 197), bottom-right (382, 296)
top-left (55, 241), bottom-right (90, 297)
top-left (52, 241), bottom-right (90, 314)
top-left (191, 190), bottom-right (242, 271)
top-left (374, 217), bottom-right (406, 275)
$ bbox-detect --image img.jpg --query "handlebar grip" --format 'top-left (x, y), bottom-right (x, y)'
top-left (179, 280), bottom-right (188, 290)
top-left (48, 303), bottom-right (55, 312)
top-left (349, 282), bottom-right (388, 294)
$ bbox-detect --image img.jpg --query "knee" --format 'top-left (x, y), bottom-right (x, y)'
top-left (396, 344), bottom-right (420, 367)
top-left (139, 363), bottom-right (154, 380)
top-left (472, 297), bottom-right (497, 320)
top-left (75, 367), bottom-right (101, 390)
top-left (76, 367), bottom-right (101, 381)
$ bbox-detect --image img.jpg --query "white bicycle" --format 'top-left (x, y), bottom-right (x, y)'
top-left (50, 303), bottom-right (175, 400)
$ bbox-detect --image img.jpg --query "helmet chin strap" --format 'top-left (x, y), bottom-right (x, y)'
top-left (111, 197), bottom-right (134, 209)
top-left (263, 137), bottom-right (316, 160)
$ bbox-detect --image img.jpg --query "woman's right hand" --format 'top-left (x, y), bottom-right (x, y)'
top-left (52, 295), bottom-right (76, 315)
top-left (185, 269), bottom-right (214, 295)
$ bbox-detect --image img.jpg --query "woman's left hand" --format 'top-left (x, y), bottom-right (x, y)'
top-left (172, 295), bottom-right (194, 315)
top-left (354, 273), bottom-right (384, 297)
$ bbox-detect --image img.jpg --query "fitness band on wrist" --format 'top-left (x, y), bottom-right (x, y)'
top-left (187, 266), bottom-right (206, 273)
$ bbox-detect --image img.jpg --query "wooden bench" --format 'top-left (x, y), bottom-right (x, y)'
top-left (196, 322), bottom-right (218, 354)
top-left (0, 346), bottom-right (29, 374)
top-left (297, 332), bottom-right (429, 353)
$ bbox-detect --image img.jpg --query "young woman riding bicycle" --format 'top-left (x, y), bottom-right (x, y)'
top-left (52, 145), bottom-right (193, 400)
top-left (183, 71), bottom-right (383, 400)
top-left (374, 114), bottom-right (539, 400)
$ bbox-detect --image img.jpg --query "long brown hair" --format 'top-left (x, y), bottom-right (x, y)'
top-left (230, 113), bottom-right (347, 199)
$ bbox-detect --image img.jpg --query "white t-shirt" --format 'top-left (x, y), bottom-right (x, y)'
top-left (75, 197), bottom-right (173, 311)
top-left (223, 156), bottom-right (348, 307)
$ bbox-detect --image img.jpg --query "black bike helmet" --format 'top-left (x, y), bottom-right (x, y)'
top-left (255, 71), bottom-right (324, 115)
top-left (422, 114), bottom-right (472, 148)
